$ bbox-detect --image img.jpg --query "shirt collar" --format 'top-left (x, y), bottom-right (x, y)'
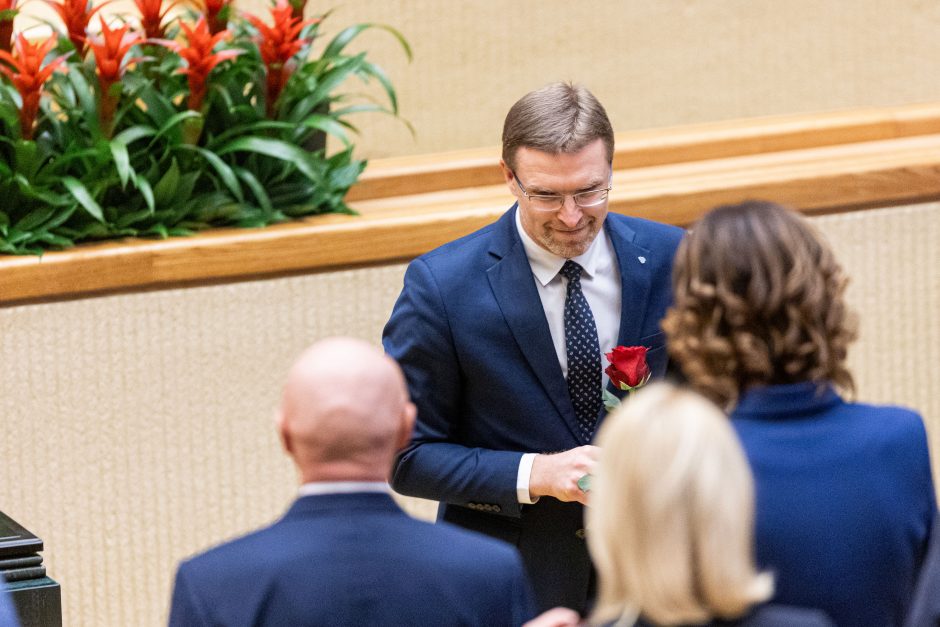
top-left (514, 206), bottom-right (605, 286)
top-left (298, 481), bottom-right (390, 497)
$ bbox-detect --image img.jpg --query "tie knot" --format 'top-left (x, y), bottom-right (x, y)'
top-left (560, 260), bottom-right (583, 282)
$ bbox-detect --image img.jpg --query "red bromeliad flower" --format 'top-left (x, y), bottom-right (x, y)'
top-left (245, 0), bottom-right (318, 117)
top-left (134, 0), bottom-right (179, 40)
top-left (159, 17), bottom-right (241, 112)
top-left (46, 0), bottom-right (109, 58)
top-left (0, 34), bottom-right (69, 140)
top-left (87, 18), bottom-right (143, 136)
top-left (202, 0), bottom-right (234, 36)
top-left (0, 0), bottom-right (17, 54)
top-left (287, 0), bottom-right (304, 21)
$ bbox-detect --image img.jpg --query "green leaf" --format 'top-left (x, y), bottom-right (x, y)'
top-left (357, 59), bottom-right (400, 114)
top-left (299, 114), bottom-right (351, 146)
top-left (113, 125), bottom-right (157, 146)
top-left (321, 23), bottom-right (412, 62)
top-left (233, 166), bottom-right (273, 214)
top-left (176, 145), bottom-right (244, 202)
top-left (110, 139), bottom-right (132, 188)
top-left (152, 159), bottom-right (181, 207)
top-left (35, 232), bottom-right (74, 248)
top-left (153, 110), bottom-right (202, 144)
top-left (62, 177), bottom-right (105, 222)
top-left (217, 137), bottom-right (322, 183)
top-left (136, 176), bottom-right (155, 213)
top-left (13, 206), bottom-right (56, 232)
top-left (602, 389), bottom-right (621, 412)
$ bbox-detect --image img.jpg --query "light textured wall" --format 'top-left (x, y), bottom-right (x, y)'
top-left (279, 0), bottom-right (940, 157)
top-left (15, 1), bottom-right (940, 158)
top-left (0, 202), bottom-right (938, 626)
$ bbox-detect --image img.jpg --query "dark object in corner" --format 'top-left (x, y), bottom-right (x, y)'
top-left (0, 512), bottom-right (61, 627)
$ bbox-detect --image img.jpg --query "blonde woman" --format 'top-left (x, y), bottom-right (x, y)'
top-left (663, 201), bottom-right (936, 626)
top-left (586, 382), bottom-right (830, 627)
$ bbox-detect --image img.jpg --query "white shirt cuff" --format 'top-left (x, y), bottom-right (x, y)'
top-left (516, 453), bottom-right (540, 504)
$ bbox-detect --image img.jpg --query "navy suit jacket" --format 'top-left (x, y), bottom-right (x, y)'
top-left (627, 603), bottom-right (833, 626)
top-left (732, 382), bottom-right (936, 627)
top-left (167, 492), bottom-right (535, 626)
top-left (905, 515), bottom-right (940, 627)
top-left (384, 207), bottom-right (684, 612)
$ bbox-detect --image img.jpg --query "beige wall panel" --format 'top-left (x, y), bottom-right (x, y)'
top-left (0, 264), bottom-right (430, 626)
top-left (1, 202), bottom-right (938, 625)
top-left (271, 0), bottom-right (940, 158)
top-left (16, 1), bottom-right (940, 157)
top-left (813, 204), bottom-right (940, 481)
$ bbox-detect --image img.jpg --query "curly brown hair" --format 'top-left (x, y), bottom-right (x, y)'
top-left (662, 200), bottom-right (857, 408)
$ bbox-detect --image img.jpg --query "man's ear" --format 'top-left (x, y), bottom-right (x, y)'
top-left (275, 409), bottom-right (293, 457)
top-left (499, 159), bottom-right (516, 189)
top-left (395, 402), bottom-right (417, 450)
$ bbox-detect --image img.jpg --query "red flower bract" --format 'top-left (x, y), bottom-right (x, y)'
top-left (87, 18), bottom-right (144, 136)
top-left (0, 34), bottom-right (69, 140)
top-left (158, 17), bottom-right (241, 112)
top-left (45, 0), bottom-right (109, 58)
top-left (244, 0), bottom-right (319, 117)
top-left (202, 0), bottom-right (233, 35)
top-left (605, 345), bottom-right (651, 390)
top-left (133, 0), bottom-right (179, 40)
top-left (0, 0), bottom-right (17, 54)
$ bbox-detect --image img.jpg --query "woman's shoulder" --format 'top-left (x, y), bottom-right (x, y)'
top-left (623, 604), bottom-right (833, 627)
top-left (723, 603), bottom-right (833, 627)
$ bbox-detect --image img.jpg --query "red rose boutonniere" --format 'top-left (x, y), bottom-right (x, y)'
top-left (602, 345), bottom-right (652, 411)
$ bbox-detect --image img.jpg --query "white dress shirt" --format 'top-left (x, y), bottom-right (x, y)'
top-left (298, 481), bottom-right (391, 497)
top-left (513, 209), bottom-right (622, 503)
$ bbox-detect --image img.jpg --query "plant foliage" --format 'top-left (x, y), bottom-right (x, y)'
top-left (0, 0), bottom-right (410, 254)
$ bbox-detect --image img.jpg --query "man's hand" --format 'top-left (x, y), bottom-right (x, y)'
top-left (529, 445), bottom-right (600, 505)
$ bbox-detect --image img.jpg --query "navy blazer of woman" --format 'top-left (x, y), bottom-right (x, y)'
top-left (732, 382), bottom-right (936, 627)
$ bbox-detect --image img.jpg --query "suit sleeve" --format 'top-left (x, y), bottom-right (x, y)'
top-left (384, 257), bottom-right (526, 517)
top-left (167, 564), bottom-right (209, 627)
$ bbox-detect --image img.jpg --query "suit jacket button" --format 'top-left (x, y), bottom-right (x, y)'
top-left (575, 528), bottom-right (586, 539)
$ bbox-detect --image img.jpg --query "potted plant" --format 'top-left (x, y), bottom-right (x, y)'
top-left (0, 0), bottom-right (410, 254)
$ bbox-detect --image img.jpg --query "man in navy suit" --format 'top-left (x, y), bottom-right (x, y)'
top-left (384, 82), bottom-right (685, 613)
top-left (167, 338), bottom-right (536, 626)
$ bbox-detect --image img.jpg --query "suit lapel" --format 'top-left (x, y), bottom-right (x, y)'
top-left (486, 207), bottom-right (581, 442)
top-left (603, 216), bottom-right (652, 400)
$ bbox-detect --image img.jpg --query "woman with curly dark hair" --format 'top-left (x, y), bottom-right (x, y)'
top-left (662, 200), bottom-right (936, 627)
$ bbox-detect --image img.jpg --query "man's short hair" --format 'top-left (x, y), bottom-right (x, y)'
top-left (501, 82), bottom-right (615, 172)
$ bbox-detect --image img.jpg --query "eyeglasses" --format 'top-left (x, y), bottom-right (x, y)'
top-left (512, 171), bottom-right (612, 212)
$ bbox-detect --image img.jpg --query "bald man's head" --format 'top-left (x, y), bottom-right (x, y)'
top-left (277, 338), bottom-right (416, 483)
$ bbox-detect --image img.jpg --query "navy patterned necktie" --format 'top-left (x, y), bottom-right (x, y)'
top-left (559, 260), bottom-right (602, 441)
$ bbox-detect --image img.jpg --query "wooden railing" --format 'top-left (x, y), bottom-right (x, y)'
top-left (4, 102), bottom-right (940, 304)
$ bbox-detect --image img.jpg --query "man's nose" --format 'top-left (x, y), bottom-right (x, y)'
top-left (557, 196), bottom-right (582, 227)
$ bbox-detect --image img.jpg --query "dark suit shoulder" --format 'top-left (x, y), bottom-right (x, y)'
top-left (733, 604), bottom-right (834, 627)
top-left (627, 603), bottom-right (833, 627)
top-left (607, 212), bottom-right (685, 248)
top-left (419, 218), bottom-right (501, 263)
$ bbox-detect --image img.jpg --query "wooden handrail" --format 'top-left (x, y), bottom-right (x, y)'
top-left (347, 102), bottom-right (940, 201)
top-left (4, 104), bottom-right (940, 305)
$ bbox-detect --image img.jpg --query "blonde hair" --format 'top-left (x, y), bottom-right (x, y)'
top-left (662, 200), bottom-right (857, 408)
top-left (588, 383), bottom-right (773, 625)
